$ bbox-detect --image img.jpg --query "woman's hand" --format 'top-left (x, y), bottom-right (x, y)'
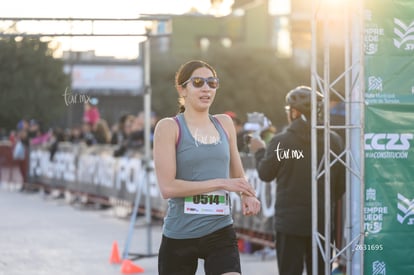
top-left (241, 195), bottom-right (261, 216)
top-left (224, 178), bottom-right (256, 197)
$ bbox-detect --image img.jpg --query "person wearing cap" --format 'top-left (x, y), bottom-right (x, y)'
top-left (249, 86), bottom-right (345, 275)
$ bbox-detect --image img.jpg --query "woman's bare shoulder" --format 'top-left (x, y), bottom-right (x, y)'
top-left (213, 113), bottom-right (233, 128)
top-left (156, 117), bottom-right (177, 128)
top-left (155, 117), bottom-right (180, 142)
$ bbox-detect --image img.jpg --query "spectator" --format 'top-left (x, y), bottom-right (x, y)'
top-left (27, 119), bottom-right (41, 139)
top-left (49, 128), bottom-right (65, 161)
top-left (110, 114), bottom-right (134, 145)
top-left (241, 112), bottom-right (275, 152)
top-left (13, 129), bottom-right (29, 188)
top-left (113, 114), bottom-right (136, 157)
top-left (225, 111), bottom-right (246, 152)
top-left (17, 119), bottom-right (29, 133)
top-left (249, 86), bottom-right (345, 275)
top-left (8, 130), bottom-right (17, 145)
top-left (81, 122), bottom-right (96, 146)
top-left (93, 119), bottom-right (111, 144)
top-left (29, 120), bottom-right (51, 146)
top-left (127, 112), bottom-right (145, 149)
top-left (260, 124), bottom-right (277, 144)
top-left (83, 98), bottom-right (100, 128)
top-left (69, 125), bottom-right (83, 144)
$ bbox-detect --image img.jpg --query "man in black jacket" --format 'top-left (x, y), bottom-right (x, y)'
top-left (250, 86), bottom-right (345, 275)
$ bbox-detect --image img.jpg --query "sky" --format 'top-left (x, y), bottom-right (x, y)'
top-left (1, 0), bottom-right (225, 18)
top-left (0, 0), bottom-right (234, 58)
top-left (0, 0), bottom-right (344, 59)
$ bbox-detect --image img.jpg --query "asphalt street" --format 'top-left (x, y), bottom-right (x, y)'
top-left (0, 183), bottom-right (277, 275)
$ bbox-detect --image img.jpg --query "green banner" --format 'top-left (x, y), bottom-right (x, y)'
top-left (364, 0), bottom-right (414, 104)
top-left (364, 106), bottom-right (414, 274)
top-left (364, 0), bottom-right (414, 273)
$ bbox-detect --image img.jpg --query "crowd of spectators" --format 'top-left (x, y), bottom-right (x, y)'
top-left (8, 113), bottom-right (158, 155)
top-left (0, 100), bottom-right (160, 186)
top-left (0, 103), bottom-right (280, 187)
top-left (1, 109), bottom-right (277, 158)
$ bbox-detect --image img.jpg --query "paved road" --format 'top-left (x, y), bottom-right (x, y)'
top-left (0, 183), bottom-right (277, 275)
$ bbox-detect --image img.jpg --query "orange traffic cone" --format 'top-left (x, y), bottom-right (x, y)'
top-left (120, 259), bottom-right (144, 274)
top-left (109, 241), bottom-right (122, 264)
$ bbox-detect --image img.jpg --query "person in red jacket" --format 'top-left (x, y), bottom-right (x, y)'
top-left (83, 98), bottom-right (100, 127)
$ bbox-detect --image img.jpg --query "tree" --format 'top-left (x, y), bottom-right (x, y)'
top-left (0, 37), bottom-right (70, 131)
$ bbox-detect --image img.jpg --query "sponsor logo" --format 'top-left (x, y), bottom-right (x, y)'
top-left (397, 193), bottom-right (414, 225)
top-left (364, 188), bottom-right (388, 234)
top-left (364, 10), bottom-right (385, 55)
top-left (366, 188), bottom-right (376, 201)
top-left (372, 260), bottom-right (386, 275)
top-left (365, 133), bottom-right (413, 159)
top-left (393, 18), bottom-right (414, 50)
top-left (365, 133), bottom-right (413, 150)
top-left (367, 76), bottom-right (383, 92)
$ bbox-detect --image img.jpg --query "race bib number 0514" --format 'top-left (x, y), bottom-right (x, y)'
top-left (184, 191), bottom-right (230, 215)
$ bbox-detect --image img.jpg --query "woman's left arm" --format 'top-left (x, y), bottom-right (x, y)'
top-left (215, 114), bottom-right (261, 216)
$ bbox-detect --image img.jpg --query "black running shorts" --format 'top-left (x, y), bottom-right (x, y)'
top-left (158, 225), bottom-right (241, 275)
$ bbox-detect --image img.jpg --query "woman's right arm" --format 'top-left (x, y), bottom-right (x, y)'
top-left (153, 118), bottom-right (256, 199)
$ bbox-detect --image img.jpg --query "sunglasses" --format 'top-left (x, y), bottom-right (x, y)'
top-left (182, 77), bottom-right (219, 89)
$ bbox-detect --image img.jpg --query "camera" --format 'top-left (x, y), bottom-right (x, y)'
top-left (242, 112), bottom-right (272, 147)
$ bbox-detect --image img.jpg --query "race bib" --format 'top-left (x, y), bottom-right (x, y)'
top-left (184, 190), bottom-right (230, 215)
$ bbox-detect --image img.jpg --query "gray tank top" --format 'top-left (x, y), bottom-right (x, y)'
top-left (162, 113), bottom-right (233, 239)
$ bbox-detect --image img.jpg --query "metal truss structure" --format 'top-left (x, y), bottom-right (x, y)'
top-left (310, 1), bottom-right (365, 274)
top-left (0, 16), bottom-right (170, 37)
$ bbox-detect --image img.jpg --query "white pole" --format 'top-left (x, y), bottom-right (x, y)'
top-left (310, 1), bottom-right (319, 273)
top-left (344, 0), bottom-right (353, 272)
top-left (143, 28), bottom-right (153, 255)
top-left (350, 1), bottom-right (365, 273)
top-left (323, 16), bottom-right (332, 275)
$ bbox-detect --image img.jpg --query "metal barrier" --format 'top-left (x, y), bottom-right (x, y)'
top-left (28, 142), bottom-right (276, 245)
